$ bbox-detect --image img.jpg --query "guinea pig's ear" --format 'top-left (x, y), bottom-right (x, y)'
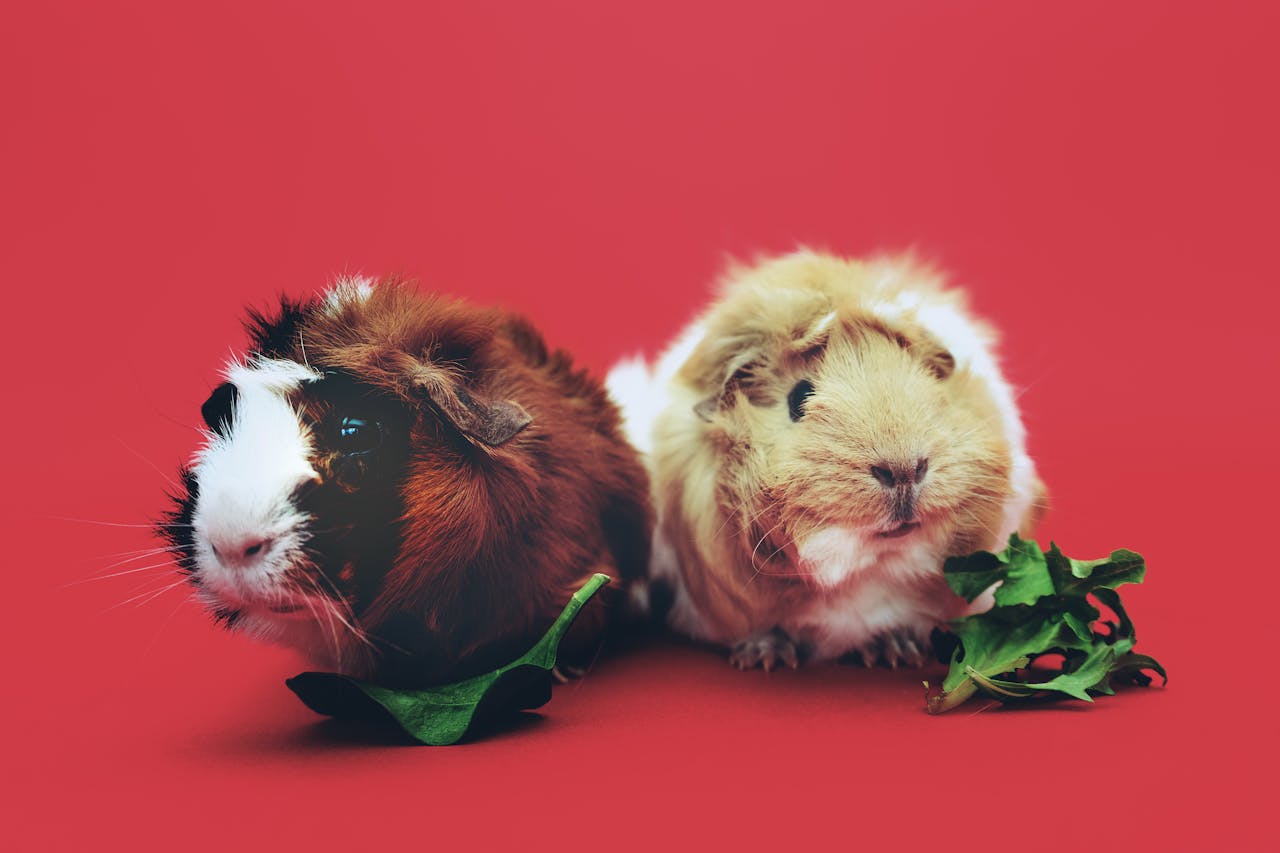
top-left (787, 310), bottom-right (838, 361)
top-left (904, 329), bottom-right (956, 380)
top-left (691, 347), bottom-right (767, 422)
top-left (692, 311), bottom-right (836, 419)
top-left (685, 309), bottom-right (841, 421)
top-left (922, 346), bottom-right (956, 380)
top-left (406, 363), bottom-right (532, 446)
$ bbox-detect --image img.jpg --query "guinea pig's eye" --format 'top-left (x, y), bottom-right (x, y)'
top-left (336, 416), bottom-right (383, 456)
top-left (787, 380), bottom-right (815, 421)
top-left (201, 382), bottom-right (238, 436)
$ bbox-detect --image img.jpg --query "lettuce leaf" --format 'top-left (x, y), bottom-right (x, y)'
top-left (925, 536), bottom-right (1166, 714)
top-left (287, 573), bottom-right (610, 744)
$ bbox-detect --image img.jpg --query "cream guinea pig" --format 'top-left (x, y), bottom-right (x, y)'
top-left (607, 250), bottom-right (1045, 670)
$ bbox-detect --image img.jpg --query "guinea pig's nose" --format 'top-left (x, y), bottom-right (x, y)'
top-left (870, 458), bottom-right (929, 488)
top-left (210, 536), bottom-right (274, 569)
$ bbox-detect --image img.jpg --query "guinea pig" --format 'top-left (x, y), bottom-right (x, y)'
top-left (160, 277), bottom-right (651, 686)
top-left (606, 250), bottom-right (1045, 670)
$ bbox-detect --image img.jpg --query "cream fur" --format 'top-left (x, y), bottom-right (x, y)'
top-left (606, 250), bottom-right (1044, 663)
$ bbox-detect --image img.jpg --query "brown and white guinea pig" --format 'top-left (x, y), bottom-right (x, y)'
top-left (160, 278), bottom-right (651, 686)
top-left (606, 250), bottom-right (1045, 670)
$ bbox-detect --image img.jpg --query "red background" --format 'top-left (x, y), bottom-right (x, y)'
top-left (4, 1), bottom-right (1277, 849)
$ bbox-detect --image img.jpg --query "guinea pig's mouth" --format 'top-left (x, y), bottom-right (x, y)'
top-left (249, 593), bottom-right (323, 619)
top-left (877, 521), bottom-right (921, 540)
top-left (266, 602), bottom-right (305, 614)
top-left (208, 585), bottom-right (316, 619)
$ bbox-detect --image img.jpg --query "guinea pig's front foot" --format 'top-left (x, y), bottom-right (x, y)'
top-left (729, 627), bottom-right (801, 672)
top-left (844, 630), bottom-right (929, 669)
top-left (551, 664), bottom-right (587, 683)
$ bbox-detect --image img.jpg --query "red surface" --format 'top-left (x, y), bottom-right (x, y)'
top-left (4, 1), bottom-right (1277, 849)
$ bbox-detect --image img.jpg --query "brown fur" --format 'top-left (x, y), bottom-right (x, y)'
top-left (295, 283), bottom-right (652, 684)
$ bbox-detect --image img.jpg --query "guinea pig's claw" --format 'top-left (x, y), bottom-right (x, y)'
top-left (551, 664), bottom-right (586, 683)
top-left (729, 628), bottom-right (800, 672)
top-left (900, 637), bottom-right (927, 669)
top-left (846, 631), bottom-right (930, 669)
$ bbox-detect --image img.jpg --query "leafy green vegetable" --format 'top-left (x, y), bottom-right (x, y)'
top-left (287, 573), bottom-right (610, 744)
top-left (925, 536), bottom-right (1166, 714)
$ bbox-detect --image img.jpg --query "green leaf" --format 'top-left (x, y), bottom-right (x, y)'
top-left (928, 607), bottom-right (1055, 713)
top-left (1058, 596), bottom-right (1103, 649)
top-left (287, 573), bottom-right (611, 745)
top-left (1110, 653), bottom-right (1168, 688)
top-left (1091, 587), bottom-right (1136, 654)
top-left (941, 533), bottom-right (1056, 607)
top-left (927, 537), bottom-right (1166, 714)
top-left (1046, 543), bottom-right (1146, 597)
top-left (974, 645), bottom-right (1117, 703)
top-left (940, 549), bottom-right (1007, 604)
top-left (993, 535), bottom-right (1057, 606)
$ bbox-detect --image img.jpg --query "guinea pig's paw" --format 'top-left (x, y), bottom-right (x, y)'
top-left (843, 630), bottom-right (929, 670)
top-left (728, 628), bottom-right (801, 672)
top-left (551, 664), bottom-right (587, 683)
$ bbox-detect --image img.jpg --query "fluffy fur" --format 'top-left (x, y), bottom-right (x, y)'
top-left (606, 250), bottom-right (1045, 668)
top-left (163, 279), bottom-right (651, 686)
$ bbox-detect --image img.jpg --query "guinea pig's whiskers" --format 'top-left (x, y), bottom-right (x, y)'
top-left (120, 569), bottom-right (186, 600)
top-left (103, 577), bottom-right (190, 613)
top-left (1011, 369), bottom-right (1054, 402)
top-left (313, 594), bottom-right (379, 675)
top-left (92, 544), bottom-right (181, 562)
top-left (311, 574), bottom-right (365, 634)
top-left (295, 567), bottom-right (377, 654)
top-left (732, 500), bottom-right (775, 538)
top-left (298, 587), bottom-right (341, 660)
top-left (763, 537), bottom-right (796, 566)
top-left (751, 538), bottom-right (819, 579)
top-left (138, 591), bottom-right (200, 661)
top-left (964, 516), bottom-right (1002, 544)
top-left (65, 559), bottom-right (179, 588)
top-left (132, 579), bottom-right (191, 608)
top-left (317, 588), bottom-right (373, 650)
top-left (712, 493), bottom-right (759, 539)
top-left (93, 545), bottom-right (182, 570)
top-left (953, 501), bottom-right (1010, 545)
top-left (748, 515), bottom-right (794, 580)
top-left (68, 545), bottom-right (181, 583)
top-left (292, 552), bottom-right (348, 605)
top-left (313, 600), bottom-right (344, 664)
top-left (323, 597), bottom-right (375, 653)
top-left (46, 515), bottom-right (192, 529)
top-left (112, 435), bottom-right (180, 491)
top-left (300, 568), bottom-right (409, 657)
top-left (298, 581), bottom-right (350, 665)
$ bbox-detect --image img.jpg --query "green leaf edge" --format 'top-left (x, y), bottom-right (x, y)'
top-left (286, 572), bottom-right (612, 745)
top-left (926, 536), bottom-right (1167, 714)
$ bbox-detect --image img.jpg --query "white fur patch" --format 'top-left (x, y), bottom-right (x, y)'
top-left (191, 357), bottom-right (322, 620)
top-left (224, 357), bottom-right (323, 395)
top-left (322, 275), bottom-right (375, 316)
top-left (798, 557), bottom-right (957, 660)
top-left (606, 321), bottom-right (706, 457)
top-left (795, 526), bottom-right (879, 587)
top-left (605, 358), bottom-right (659, 456)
